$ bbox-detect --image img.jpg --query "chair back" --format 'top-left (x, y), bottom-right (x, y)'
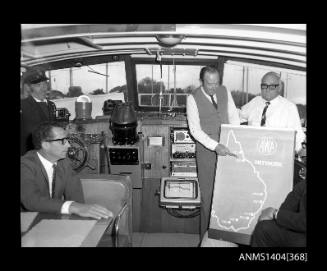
top-left (79, 174), bottom-right (132, 246)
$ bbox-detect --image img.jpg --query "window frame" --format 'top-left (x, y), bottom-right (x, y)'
top-left (222, 57), bottom-right (306, 107)
top-left (129, 57), bottom-right (219, 112)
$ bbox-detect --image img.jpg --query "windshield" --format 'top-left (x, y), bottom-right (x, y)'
top-left (136, 63), bottom-right (203, 111)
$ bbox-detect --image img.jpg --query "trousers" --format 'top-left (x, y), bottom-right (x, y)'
top-left (251, 220), bottom-right (306, 247)
top-left (196, 142), bottom-right (217, 240)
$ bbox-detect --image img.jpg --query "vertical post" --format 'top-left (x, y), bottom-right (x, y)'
top-left (106, 63), bottom-right (109, 93)
top-left (217, 56), bottom-right (226, 84)
top-left (159, 62), bottom-right (163, 113)
top-left (173, 61), bottom-right (176, 106)
top-left (151, 65), bottom-right (154, 106)
top-left (282, 72), bottom-right (287, 97)
top-left (168, 64), bottom-right (171, 107)
top-left (48, 70), bottom-right (52, 90)
top-left (69, 68), bottom-right (73, 87)
top-left (243, 66), bottom-right (249, 105)
top-left (151, 65), bottom-right (154, 93)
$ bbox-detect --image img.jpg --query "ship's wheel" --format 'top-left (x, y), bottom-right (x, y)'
top-left (67, 136), bottom-right (88, 171)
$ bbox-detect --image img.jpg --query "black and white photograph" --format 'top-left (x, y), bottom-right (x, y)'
top-left (20, 24), bottom-right (307, 254)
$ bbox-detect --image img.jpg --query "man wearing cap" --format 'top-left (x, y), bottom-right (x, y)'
top-left (21, 67), bottom-right (57, 155)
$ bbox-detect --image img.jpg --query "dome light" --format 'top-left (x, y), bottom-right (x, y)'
top-left (156, 34), bottom-right (185, 47)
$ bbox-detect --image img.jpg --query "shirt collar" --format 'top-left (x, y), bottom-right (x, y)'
top-left (32, 96), bottom-right (47, 103)
top-left (261, 95), bottom-right (281, 105)
top-left (37, 151), bottom-right (56, 170)
top-left (200, 86), bottom-right (215, 99)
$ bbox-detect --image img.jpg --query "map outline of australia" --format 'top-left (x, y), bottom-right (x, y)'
top-left (210, 129), bottom-right (267, 232)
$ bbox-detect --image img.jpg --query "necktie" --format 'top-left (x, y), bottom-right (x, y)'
top-left (260, 101), bottom-right (270, 126)
top-left (51, 164), bottom-right (57, 198)
top-left (209, 95), bottom-right (218, 110)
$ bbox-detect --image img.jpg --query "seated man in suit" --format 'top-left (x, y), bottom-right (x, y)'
top-left (251, 180), bottom-right (306, 247)
top-left (21, 121), bottom-right (113, 220)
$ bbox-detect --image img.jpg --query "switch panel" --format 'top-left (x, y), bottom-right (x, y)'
top-left (109, 148), bottom-right (139, 165)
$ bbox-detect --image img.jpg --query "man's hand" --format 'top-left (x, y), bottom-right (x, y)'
top-left (69, 202), bottom-right (113, 220)
top-left (258, 207), bottom-right (276, 221)
top-left (215, 143), bottom-right (238, 158)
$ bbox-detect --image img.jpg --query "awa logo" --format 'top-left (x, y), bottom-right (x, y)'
top-left (256, 136), bottom-right (277, 156)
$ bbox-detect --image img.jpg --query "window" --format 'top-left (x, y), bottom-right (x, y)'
top-left (46, 61), bottom-right (126, 119)
top-left (136, 64), bottom-right (203, 111)
top-left (222, 63), bottom-right (245, 107)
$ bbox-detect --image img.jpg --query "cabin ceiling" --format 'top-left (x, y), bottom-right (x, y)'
top-left (21, 24), bottom-right (306, 69)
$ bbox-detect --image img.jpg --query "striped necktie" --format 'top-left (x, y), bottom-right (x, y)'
top-left (260, 101), bottom-right (270, 126)
top-left (209, 95), bottom-right (218, 110)
top-left (51, 164), bottom-right (57, 198)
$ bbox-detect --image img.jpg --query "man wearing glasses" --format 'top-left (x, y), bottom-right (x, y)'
top-left (239, 72), bottom-right (305, 153)
top-left (21, 122), bottom-right (113, 220)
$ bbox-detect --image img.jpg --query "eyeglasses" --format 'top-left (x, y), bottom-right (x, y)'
top-left (261, 84), bottom-right (279, 90)
top-left (46, 137), bottom-right (70, 145)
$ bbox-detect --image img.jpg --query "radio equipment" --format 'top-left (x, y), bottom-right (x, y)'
top-left (171, 143), bottom-right (196, 159)
top-left (55, 107), bottom-right (71, 122)
top-left (171, 161), bottom-right (197, 177)
top-left (170, 127), bottom-right (197, 178)
top-left (172, 129), bottom-right (194, 144)
top-left (159, 177), bottom-right (200, 209)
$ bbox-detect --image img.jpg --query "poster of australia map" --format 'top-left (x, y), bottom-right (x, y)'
top-left (208, 124), bottom-right (295, 245)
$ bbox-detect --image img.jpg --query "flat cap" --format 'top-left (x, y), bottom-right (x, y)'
top-left (22, 67), bottom-right (49, 84)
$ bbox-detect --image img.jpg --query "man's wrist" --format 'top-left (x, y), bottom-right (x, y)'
top-left (61, 201), bottom-right (74, 214)
top-left (68, 201), bottom-right (80, 215)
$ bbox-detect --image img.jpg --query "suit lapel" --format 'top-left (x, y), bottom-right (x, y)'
top-left (27, 96), bottom-right (48, 120)
top-left (47, 100), bottom-right (56, 120)
top-left (33, 151), bottom-right (51, 195)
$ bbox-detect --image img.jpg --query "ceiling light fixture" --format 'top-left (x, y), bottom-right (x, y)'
top-left (156, 34), bottom-right (185, 47)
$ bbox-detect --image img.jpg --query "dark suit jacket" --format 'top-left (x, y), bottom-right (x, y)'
top-left (277, 180), bottom-right (306, 233)
top-left (21, 150), bottom-right (85, 213)
top-left (21, 96), bottom-right (56, 155)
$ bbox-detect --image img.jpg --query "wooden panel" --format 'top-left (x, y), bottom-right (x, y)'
top-left (132, 188), bottom-right (142, 232)
top-left (140, 179), bottom-right (162, 232)
top-left (67, 120), bottom-right (112, 175)
top-left (68, 120), bottom-right (112, 137)
top-left (142, 125), bottom-right (170, 178)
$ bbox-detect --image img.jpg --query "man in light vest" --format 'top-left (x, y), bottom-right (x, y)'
top-left (187, 65), bottom-right (240, 241)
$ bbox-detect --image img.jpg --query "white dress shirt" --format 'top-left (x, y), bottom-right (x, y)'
top-left (37, 152), bottom-right (73, 214)
top-left (239, 95), bottom-right (305, 152)
top-left (32, 96), bottom-right (47, 103)
top-left (187, 87), bottom-right (240, 151)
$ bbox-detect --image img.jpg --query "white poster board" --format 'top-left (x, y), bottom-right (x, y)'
top-left (208, 125), bottom-right (295, 245)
